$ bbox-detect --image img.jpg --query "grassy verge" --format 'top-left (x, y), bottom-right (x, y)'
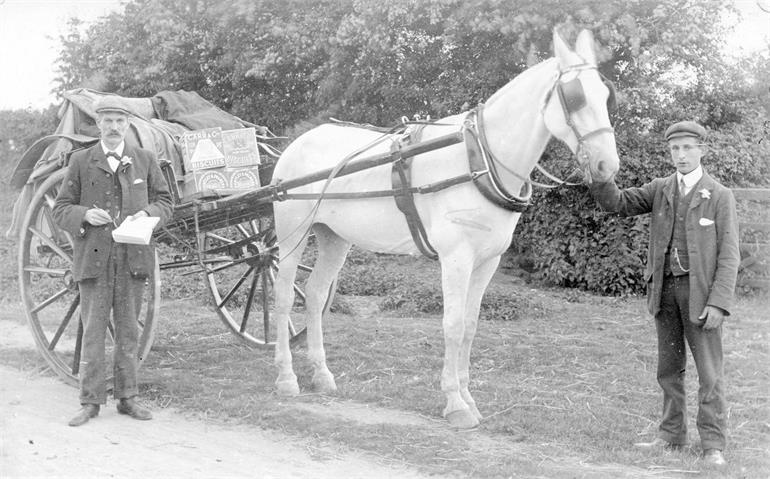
top-left (125, 289), bottom-right (769, 477)
top-left (1, 184), bottom-right (767, 477)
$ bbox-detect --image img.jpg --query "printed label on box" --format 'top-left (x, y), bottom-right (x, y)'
top-left (228, 168), bottom-right (261, 189)
top-left (182, 127), bottom-right (225, 171)
top-left (195, 169), bottom-right (228, 191)
top-left (222, 128), bottom-right (261, 167)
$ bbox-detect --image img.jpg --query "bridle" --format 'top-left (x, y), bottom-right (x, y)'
top-left (474, 62), bottom-right (617, 190)
top-left (545, 63), bottom-right (616, 181)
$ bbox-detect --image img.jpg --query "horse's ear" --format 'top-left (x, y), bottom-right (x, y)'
top-left (553, 29), bottom-right (572, 69)
top-left (575, 30), bottom-right (597, 65)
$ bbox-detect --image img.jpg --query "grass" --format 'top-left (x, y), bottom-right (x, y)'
top-left (103, 288), bottom-right (770, 477)
top-left (1, 183), bottom-right (768, 477)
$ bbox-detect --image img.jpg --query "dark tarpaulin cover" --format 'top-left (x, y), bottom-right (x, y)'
top-left (151, 90), bottom-right (246, 131)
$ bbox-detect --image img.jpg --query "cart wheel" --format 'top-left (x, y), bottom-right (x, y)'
top-left (18, 169), bottom-right (159, 387)
top-left (200, 219), bottom-right (336, 349)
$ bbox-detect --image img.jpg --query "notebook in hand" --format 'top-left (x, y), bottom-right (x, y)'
top-left (111, 216), bottom-right (160, 245)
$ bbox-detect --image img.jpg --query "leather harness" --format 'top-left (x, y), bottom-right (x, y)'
top-left (276, 64), bottom-right (614, 260)
top-left (389, 107), bottom-right (531, 260)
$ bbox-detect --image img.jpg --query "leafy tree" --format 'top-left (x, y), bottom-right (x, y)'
top-left (48, 0), bottom-right (770, 294)
top-left (0, 107), bottom-right (59, 184)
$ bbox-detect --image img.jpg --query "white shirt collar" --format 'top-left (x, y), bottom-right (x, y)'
top-left (677, 165), bottom-right (703, 194)
top-left (100, 141), bottom-right (125, 157)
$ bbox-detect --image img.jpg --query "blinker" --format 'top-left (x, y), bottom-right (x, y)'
top-left (558, 78), bottom-right (586, 113)
top-left (602, 76), bottom-right (617, 112)
top-left (557, 75), bottom-right (617, 114)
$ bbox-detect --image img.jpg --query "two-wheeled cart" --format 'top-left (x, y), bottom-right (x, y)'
top-left (12, 89), bottom-right (338, 386)
top-left (12, 89), bottom-right (466, 387)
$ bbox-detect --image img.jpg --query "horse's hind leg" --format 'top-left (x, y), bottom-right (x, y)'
top-left (274, 234), bottom-right (309, 396)
top-left (306, 223), bottom-right (351, 393)
top-left (459, 255), bottom-right (501, 421)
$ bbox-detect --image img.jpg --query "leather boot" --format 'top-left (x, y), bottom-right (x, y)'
top-left (117, 397), bottom-right (153, 420)
top-left (68, 404), bottom-right (100, 427)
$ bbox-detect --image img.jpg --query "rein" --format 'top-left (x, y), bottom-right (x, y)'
top-left (472, 103), bottom-right (574, 190)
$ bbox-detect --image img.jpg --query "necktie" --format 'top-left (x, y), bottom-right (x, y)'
top-left (679, 178), bottom-right (686, 197)
top-left (106, 152), bottom-right (120, 172)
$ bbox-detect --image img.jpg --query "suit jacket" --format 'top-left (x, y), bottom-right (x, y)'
top-left (589, 170), bottom-right (740, 320)
top-left (53, 143), bottom-right (173, 281)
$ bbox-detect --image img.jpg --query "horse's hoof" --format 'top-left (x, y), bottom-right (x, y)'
top-left (468, 404), bottom-right (483, 421)
top-left (312, 372), bottom-right (337, 393)
top-left (275, 379), bottom-right (300, 396)
top-left (446, 409), bottom-right (480, 429)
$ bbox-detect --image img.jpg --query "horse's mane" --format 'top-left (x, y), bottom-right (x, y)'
top-left (485, 58), bottom-right (557, 107)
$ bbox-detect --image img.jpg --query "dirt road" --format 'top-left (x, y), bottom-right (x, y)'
top-left (0, 318), bottom-right (430, 479)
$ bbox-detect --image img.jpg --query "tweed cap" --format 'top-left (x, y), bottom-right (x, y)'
top-left (664, 121), bottom-right (707, 142)
top-left (94, 96), bottom-right (131, 115)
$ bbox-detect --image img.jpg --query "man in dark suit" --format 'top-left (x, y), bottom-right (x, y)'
top-left (53, 96), bottom-right (173, 427)
top-left (589, 121), bottom-right (740, 466)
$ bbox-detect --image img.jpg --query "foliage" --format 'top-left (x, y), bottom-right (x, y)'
top-left (4, 0), bottom-right (763, 295)
top-left (337, 248), bottom-right (548, 319)
top-left (0, 107), bottom-right (59, 184)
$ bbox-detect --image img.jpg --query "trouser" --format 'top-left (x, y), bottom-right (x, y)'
top-left (655, 274), bottom-right (727, 450)
top-left (77, 244), bottom-right (145, 404)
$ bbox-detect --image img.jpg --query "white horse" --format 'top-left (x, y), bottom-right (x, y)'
top-left (270, 29), bottom-right (619, 429)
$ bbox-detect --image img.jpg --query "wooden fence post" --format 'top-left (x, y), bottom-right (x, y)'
top-left (732, 188), bottom-right (770, 290)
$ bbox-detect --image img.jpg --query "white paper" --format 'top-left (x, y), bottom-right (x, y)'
top-left (111, 216), bottom-right (160, 245)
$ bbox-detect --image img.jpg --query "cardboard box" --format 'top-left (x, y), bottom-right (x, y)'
top-left (181, 166), bottom-right (262, 198)
top-left (182, 168), bottom-right (228, 197)
top-left (181, 127), bottom-right (225, 171)
top-left (222, 128), bottom-right (261, 167)
top-left (227, 167), bottom-right (261, 189)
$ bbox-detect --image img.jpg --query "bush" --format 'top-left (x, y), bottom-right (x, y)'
top-left (514, 93), bottom-right (770, 296)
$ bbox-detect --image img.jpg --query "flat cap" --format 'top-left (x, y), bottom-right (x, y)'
top-left (94, 96), bottom-right (131, 115)
top-left (664, 121), bottom-right (706, 141)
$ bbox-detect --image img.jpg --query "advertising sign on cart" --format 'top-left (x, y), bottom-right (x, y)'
top-left (182, 127), bottom-right (226, 171)
top-left (222, 127), bottom-right (261, 167)
top-left (181, 127), bottom-right (262, 198)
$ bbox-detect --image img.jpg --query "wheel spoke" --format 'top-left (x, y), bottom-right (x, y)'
top-left (30, 287), bottom-right (69, 314)
top-left (298, 264), bottom-right (313, 273)
top-left (240, 267), bottom-right (260, 334)
top-left (261, 269), bottom-right (271, 340)
top-left (208, 255), bottom-right (258, 273)
top-left (43, 192), bottom-right (57, 209)
top-left (106, 319), bottom-right (115, 343)
top-left (217, 265), bottom-right (256, 308)
top-left (293, 283), bottom-right (306, 303)
top-left (23, 265), bottom-right (67, 276)
top-left (205, 232), bottom-right (235, 244)
top-left (72, 320), bottom-right (83, 376)
top-left (29, 226), bottom-right (72, 263)
top-left (48, 294), bottom-right (80, 351)
top-left (235, 222), bottom-right (254, 238)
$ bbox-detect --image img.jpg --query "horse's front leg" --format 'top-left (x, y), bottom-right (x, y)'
top-left (305, 225), bottom-right (351, 393)
top-left (273, 238), bottom-right (307, 396)
top-left (458, 255), bottom-right (501, 421)
top-left (440, 252), bottom-right (478, 429)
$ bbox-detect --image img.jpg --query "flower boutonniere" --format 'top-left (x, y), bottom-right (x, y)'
top-left (699, 188), bottom-right (711, 200)
top-left (119, 155), bottom-right (133, 172)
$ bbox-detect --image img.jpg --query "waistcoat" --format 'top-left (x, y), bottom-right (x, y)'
top-left (667, 186), bottom-right (692, 276)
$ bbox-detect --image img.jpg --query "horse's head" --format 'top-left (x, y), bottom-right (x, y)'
top-left (541, 29), bottom-right (620, 183)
